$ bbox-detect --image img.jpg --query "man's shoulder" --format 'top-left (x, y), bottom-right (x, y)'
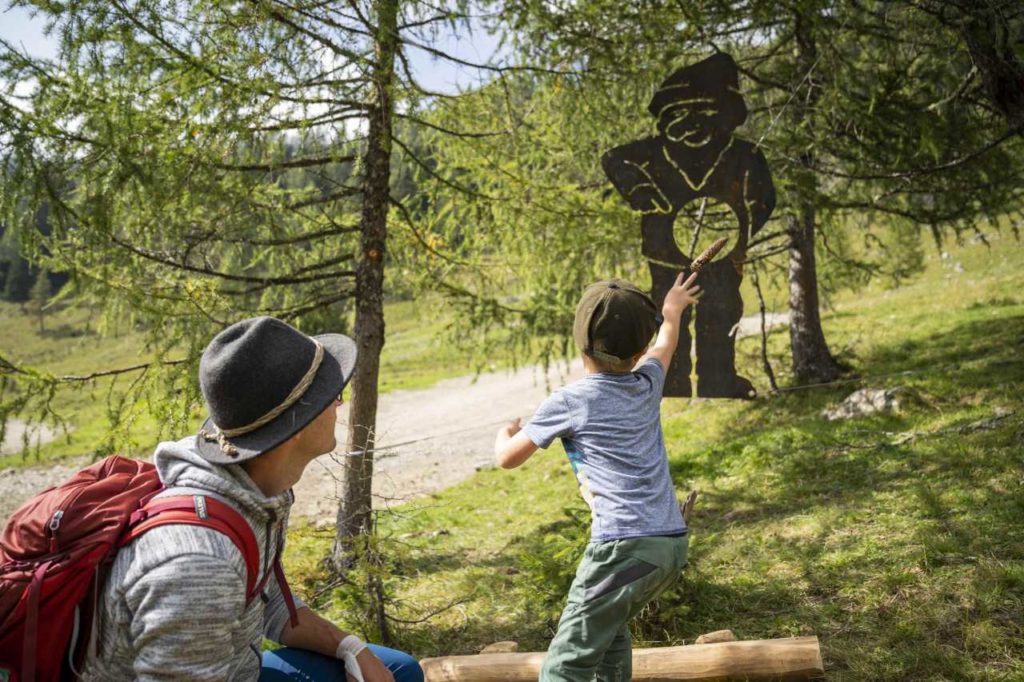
top-left (118, 522), bottom-right (248, 577)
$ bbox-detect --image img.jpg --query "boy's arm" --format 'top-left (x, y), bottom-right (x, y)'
top-left (495, 417), bottom-right (539, 469)
top-left (638, 271), bottom-right (700, 374)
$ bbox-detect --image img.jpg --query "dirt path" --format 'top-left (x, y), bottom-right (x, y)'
top-left (0, 360), bottom-right (583, 523)
top-left (1, 419), bottom-right (60, 456)
top-left (292, 358), bottom-right (584, 525)
top-left (0, 312), bottom-right (788, 523)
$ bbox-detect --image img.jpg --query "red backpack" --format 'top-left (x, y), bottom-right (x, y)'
top-left (0, 455), bottom-right (298, 682)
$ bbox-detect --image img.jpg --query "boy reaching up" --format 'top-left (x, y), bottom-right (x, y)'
top-left (494, 272), bottom-right (700, 682)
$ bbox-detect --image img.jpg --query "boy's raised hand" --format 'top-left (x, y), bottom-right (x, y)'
top-left (638, 271), bottom-right (699, 374)
top-left (662, 271), bottom-right (701, 321)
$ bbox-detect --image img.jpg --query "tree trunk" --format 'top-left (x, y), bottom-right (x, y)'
top-left (332, 0), bottom-right (398, 569)
top-left (787, 208), bottom-right (841, 386)
top-left (785, 13), bottom-right (842, 387)
top-left (949, 1), bottom-right (1024, 131)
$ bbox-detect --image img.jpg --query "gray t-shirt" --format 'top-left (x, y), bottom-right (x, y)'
top-left (524, 358), bottom-right (686, 542)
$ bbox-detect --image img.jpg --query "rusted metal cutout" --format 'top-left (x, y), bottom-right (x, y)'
top-left (602, 52), bottom-right (776, 399)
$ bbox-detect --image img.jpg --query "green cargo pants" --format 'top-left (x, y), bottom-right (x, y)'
top-left (539, 534), bottom-right (688, 682)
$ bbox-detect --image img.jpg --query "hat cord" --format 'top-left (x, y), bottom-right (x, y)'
top-left (200, 339), bottom-right (325, 456)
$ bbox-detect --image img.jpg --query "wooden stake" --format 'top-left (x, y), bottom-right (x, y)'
top-left (421, 636), bottom-right (823, 681)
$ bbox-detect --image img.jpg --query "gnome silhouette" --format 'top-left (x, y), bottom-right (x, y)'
top-left (602, 52), bottom-right (775, 398)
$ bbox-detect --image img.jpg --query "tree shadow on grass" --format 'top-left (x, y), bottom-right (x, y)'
top-left (388, 314), bottom-right (1024, 677)
top-left (657, 313), bottom-right (1024, 679)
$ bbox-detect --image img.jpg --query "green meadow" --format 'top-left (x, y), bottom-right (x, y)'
top-left (2, 233), bottom-right (1022, 680)
top-left (284, 234), bottom-right (1023, 681)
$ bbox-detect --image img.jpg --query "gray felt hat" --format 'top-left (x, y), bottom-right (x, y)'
top-left (195, 316), bottom-right (357, 463)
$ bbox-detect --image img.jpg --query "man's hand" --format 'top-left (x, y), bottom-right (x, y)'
top-left (661, 271), bottom-right (701, 322)
top-left (348, 647), bottom-right (395, 682)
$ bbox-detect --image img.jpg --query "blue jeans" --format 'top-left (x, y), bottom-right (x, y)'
top-left (260, 644), bottom-right (424, 682)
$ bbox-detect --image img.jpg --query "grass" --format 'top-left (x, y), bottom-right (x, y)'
top-left (285, 232), bottom-right (1024, 681)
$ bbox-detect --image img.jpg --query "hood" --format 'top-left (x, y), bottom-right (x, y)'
top-left (153, 436), bottom-right (293, 523)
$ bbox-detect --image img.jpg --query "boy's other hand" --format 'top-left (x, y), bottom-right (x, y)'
top-left (500, 417), bottom-right (522, 438)
top-left (662, 271), bottom-right (701, 320)
top-left (495, 417), bottom-right (538, 469)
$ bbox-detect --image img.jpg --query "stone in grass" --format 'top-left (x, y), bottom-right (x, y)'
top-left (695, 630), bottom-right (737, 644)
top-left (823, 387), bottom-right (905, 421)
top-left (480, 641), bottom-right (519, 654)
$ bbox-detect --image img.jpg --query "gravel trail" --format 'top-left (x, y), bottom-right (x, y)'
top-left (0, 360), bottom-right (583, 523)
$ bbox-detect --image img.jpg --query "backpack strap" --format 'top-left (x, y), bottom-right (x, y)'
top-left (273, 532), bottom-right (300, 628)
top-left (21, 560), bottom-right (51, 682)
top-left (120, 495), bottom-right (261, 604)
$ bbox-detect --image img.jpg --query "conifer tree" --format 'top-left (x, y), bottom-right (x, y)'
top-left (28, 267), bottom-right (51, 332)
top-left (0, 0), bottom-right (530, 567)
top-left (433, 0), bottom-right (1024, 385)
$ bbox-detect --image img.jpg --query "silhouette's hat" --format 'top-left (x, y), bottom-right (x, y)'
top-left (648, 52), bottom-right (747, 128)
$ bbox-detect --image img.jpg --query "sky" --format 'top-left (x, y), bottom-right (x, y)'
top-left (0, 4), bottom-right (506, 94)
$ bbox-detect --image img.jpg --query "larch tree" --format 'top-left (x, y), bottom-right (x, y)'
top-left (434, 0), bottom-right (1024, 385)
top-left (0, 0), bottom-right (526, 569)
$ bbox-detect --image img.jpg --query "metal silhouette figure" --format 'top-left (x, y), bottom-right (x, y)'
top-left (602, 52), bottom-right (776, 398)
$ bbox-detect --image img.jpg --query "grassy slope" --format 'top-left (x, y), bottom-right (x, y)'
top-left (288, 235), bottom-right (1024, 681)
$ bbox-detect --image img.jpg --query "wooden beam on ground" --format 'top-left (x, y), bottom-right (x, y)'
top-left (421, 636), bottom-right (823, 682)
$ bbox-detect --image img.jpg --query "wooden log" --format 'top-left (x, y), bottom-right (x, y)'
top-left (421, 636), bottom-right (823, 682)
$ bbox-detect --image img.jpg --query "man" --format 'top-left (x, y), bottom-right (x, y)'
top-left (80, 316), bottom-right (422, 682)
top-left (602, 52), bottom-right (776, 399)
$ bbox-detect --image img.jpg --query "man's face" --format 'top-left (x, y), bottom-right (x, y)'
top-left (657, 96), bottom-right (729, 148)
top-left (297, 393), bottom-right (342, 458)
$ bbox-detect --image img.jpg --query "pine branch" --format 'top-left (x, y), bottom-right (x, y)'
top-left (396, 112), bottom-right (505, 139)
top-left (815, 127), bottom-right (1022, 181)
top-left (110, 236), bottom-right (357, 285)
top-left (212, 154), bottom-right (357, 172)
top-left (286, 186), bottom-right (364, 209)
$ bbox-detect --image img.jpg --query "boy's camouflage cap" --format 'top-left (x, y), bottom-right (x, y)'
top-left (573, 280), bottom-right (660, 363)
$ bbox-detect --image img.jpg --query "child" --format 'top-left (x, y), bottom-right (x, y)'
top-left (494, 272), bottom-right (700, 682)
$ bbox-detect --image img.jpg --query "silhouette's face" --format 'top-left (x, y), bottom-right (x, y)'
top-left (657, 96), bottom-right (731, 148)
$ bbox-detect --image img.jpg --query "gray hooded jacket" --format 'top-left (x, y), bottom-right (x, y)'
top-left (80, 437), bottom-right (306, 681)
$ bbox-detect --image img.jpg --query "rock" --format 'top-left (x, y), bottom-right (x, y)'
top-left (823, 388), bottom-right (904, 421)
top-left (695, 630), bottom-right (737, 644)
top-left (480, 641), bottom-right (519, 654)
top-left (956, 407), bottom-right (1014, 433)
top-left (398, 528), bottom-right (451, 539)
top-left (722, 508), bottom-right (756, 523)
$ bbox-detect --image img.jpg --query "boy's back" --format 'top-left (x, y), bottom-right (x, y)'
top-left (494, 273), bottom-right (700, 682)
top-left (525, 358), bottom-right (686, 541)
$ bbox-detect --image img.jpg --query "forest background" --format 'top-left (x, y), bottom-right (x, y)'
top-left (1, 1), bottom-right (1023, 679)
